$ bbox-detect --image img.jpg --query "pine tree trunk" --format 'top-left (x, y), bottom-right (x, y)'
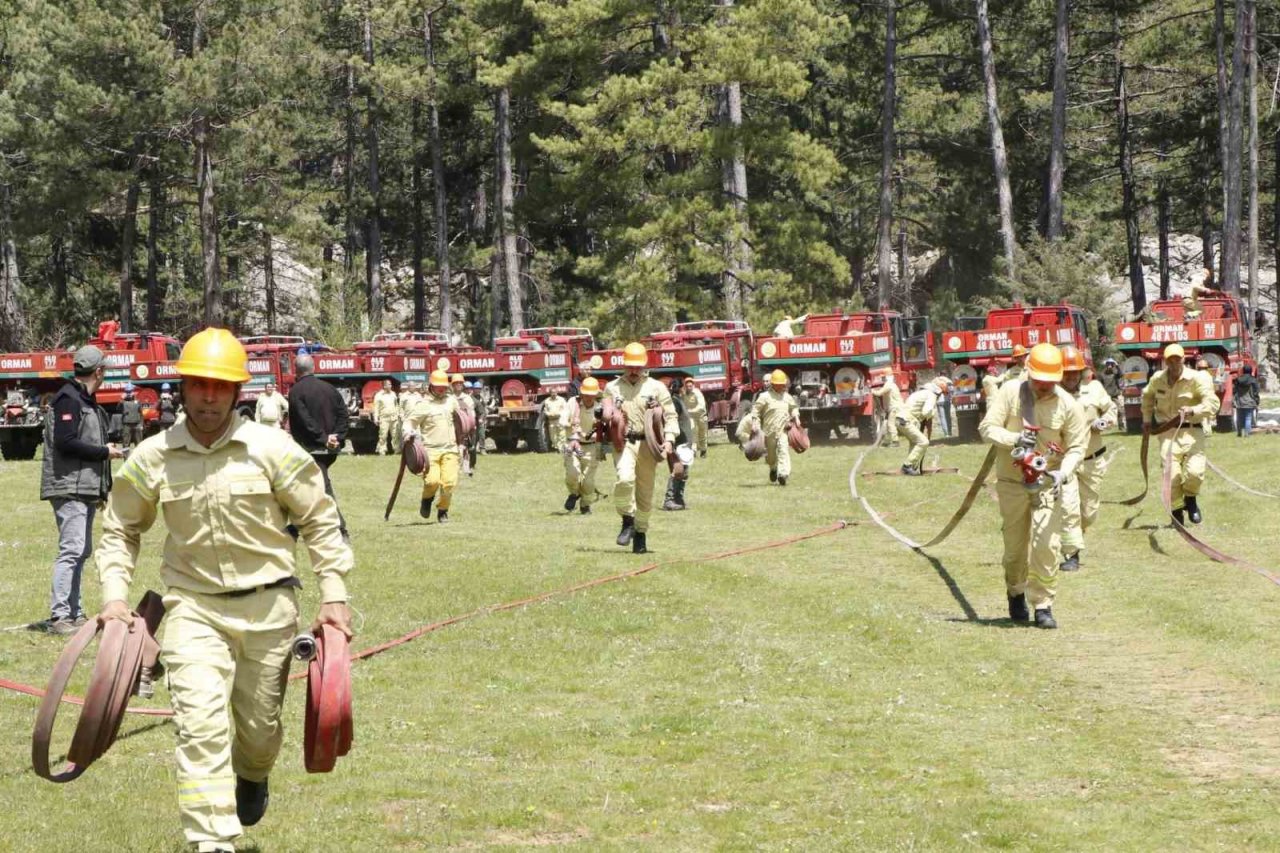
top-left (896, 149), bottom-right (908, 293)
top-left (118, 139), bottom-right (144, 332)
top-left (1244, 0), bottom-right (1257, 334)
top-left (1157, 143), bottom-right (1171, 301)
top-left (0, 183), bottom-right (25, 350)
top-left (876, 0), bottom-right (897, 309)
top-left (975, 0), bottom-right (1017, 287)
top-left (489, 242), bottom-right (503, 345)
top-left (425, 8), bottom-right (451, 337)
top-left (1044, 0), bottom-right (1069, 240)
top-left (363, 5), bottom-right (383, 328)
top-left (1215, 0), bottom-right (1229, 226)
top-left (51, 232), bottom-right (67, 305)
top-left (343, 61), bottom-right (359, 320)
top-left (715, 0), bottom-right (752, 320)
top-left (1221, 0), bottom-right (1246, 293)
top-left (263, 230), bottom-right (276, 334)
top-left (194, 1), bottom-right (221, 326)
top-left (1115, 15), bottom-right (1144, 316)
top-left (146, 177), bottom-right (165, 329)
top-left (412, 101), bottom-right (426, 333)
top-left (320, 243), bottom-right (335, 330)
top-left (1201, 134), bottom-right (1215, 282)
top-left (495, 87), bottom-right (524, 331)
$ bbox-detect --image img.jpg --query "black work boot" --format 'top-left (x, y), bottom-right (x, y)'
top-left (616, 516), bottom-right (635, 546)
top-left (662, 480), bottom-right (679, 511)
top-left (901, 464), bottom-right (921, 476)
top-left (671, 478), bottom-right (687, 510)
top-left (769, 468), bottom-right (778, 483)
top-left (579, 503), bottom-right (592, 515)
top-left (1171, 508), bottom-right (1185, 526)
top-left (1034, 608), bottom-right (1058, 629)
top-left (419, 497), bottom-right (433, 519)
top-left (778, 475), bottom-right (788, 487)
top-left (1060, 552), bottom-right (1081, 572)
top-left (564, 493), bottom-right (579, 511)
top-left (437, 509), bottom-right (449, 524)
top-left (1008, 594), bottom-right (1029, 623)
top-left (632, 531), bottom-right (648, 554)
top-left (1185, 495), bottom-right (1202, 524)
top-left (236, 776), bottom-right (269, 827)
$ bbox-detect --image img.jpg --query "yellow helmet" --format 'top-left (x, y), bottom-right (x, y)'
top-left (1163, 343), bottom-right (1186, 361)
top-left (429, 369), bottom-right (450, 388)
top-left (580, 377), bottom-right (601, 396)
top-left (176, 327), bottom-right (250, 383)
top-left (1059, 344), bottom-right (1086, 372)
top-left (449, 373), bottom-right (464, 384)
top-left (1026, 343), bottom-right (1064, 382)
top-left (769, 369), bottom-right (788, 387)
top-left (622, 342), bottom-right (647, 367)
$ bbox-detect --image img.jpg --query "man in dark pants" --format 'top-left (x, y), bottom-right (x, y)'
top-left (121, 384), bottom-right (144, 447)
top-left (36, 345), bottom-right (123, 635)
top-left (1233, 364), bottom-right (1260, 437)
top-left (287, 353), bottom-right (350, 538)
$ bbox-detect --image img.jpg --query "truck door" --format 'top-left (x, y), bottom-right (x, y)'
top-left (894, 316), bottom-right (933, 367)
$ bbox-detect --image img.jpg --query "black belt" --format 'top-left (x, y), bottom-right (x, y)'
top-left (1084, 446), bottom-right (1107, 462)
top-left (625, 432), bottom-right (645, 441)
top-left (218, 576), bottom-right (302, 598)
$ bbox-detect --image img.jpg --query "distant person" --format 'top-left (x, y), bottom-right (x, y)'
top-left (679, 377), bottom-right (709, 457)
top-left (372, 379), bottom-right (400, 455)
top-left (157, 382), bottom-right (179, 427)
top-left (754, 370), bottom-right (801, 486)
top-left (1182, 270), bottom-right (1214, 320)
top-left (772, 314), bottom-right (809, 338)
top-left (900, 377), bottom-right (950, 476)
top-left (36, 345), bottom-right (123, 635)
top-left (1232, 365), bottom-right (1260, 437)
top-left (254, 380), bottom-right (288, 429)
top-left (288, 353), bottom-right (350, 538)
top-left (1099, 358), bottom-right (1126, 430)
top-left (120, 384), bottom-right (144, 448)
top-left (542, 388), bottom-right (567, 451)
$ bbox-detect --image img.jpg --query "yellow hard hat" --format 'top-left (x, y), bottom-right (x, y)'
top-left (429, 369), bottom-right (450, 387)
top-left (580, 377), bottom-right (601, 396)
top-left (1060, 344), bottom-right (1086, 372)
top-left (1163, 343), bottom-right (1185, 361)
top-left (622, 342), bottom-right (647, 367)
top-left (1011, 344), bottom-right (1028, 358)
top-left (175, 327), bottom-right (250, 383)
top-left (1026, 343), bottom-right (1064, 382)
top-left (449, 373), bottom-right (464, 384)
top-left (769, 369), bottom-right (788, 386)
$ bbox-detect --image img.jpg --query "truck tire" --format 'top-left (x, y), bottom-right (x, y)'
top-left (854, 415), bottom-right (877, 445)
top-left (526, 424), bottom-right (551, 453)
top-left (1125, 416), bottom-right (1143, 435)
top-left (0, 430), bottom-right (39, 461)
top-left (351, 435), bottom-right (378, 455)
top-left (1215, 414), bottom-right (1233, 434)
top-left (494, 433), bottom-right (518, 454)
top-left (955, 410), bottom-right (981, 443)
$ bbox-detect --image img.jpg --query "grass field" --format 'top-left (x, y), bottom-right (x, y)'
top-left (2, 429), bottom-right (1280, 851)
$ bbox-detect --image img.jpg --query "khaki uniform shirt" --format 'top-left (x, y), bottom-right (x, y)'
top-left (980, 379), bottom-right (1089, 484)
top-left (98, 416), bottom-right (352, 604)
top-left (457, 394), bottom-right (476, 416)
top-left (561, 397), bottom-right (599, 441)
top-left (254, 391), bottom-right (287, 425)
top-left (399, 391), bottom-right (420, 420)
top-left (752, 389), bottom-right (799, 437)
top-left (904, 387), bottom-right (940, 426)
top-left (1074, 379), bottom-right (1117, 457)
top-left (605, 374), bottom-right (679, 441)
top-left (373, 390), bottom-right (399, 423)
top-left (406, 392), bottom-right (460, 452)
top-left (1140, 367), bottom-right (1219, 430)
top-left (872, 381), bottom-right (905, 416)
top-left (542, 394), bottom-right (566, 424)
top-left (679, 387), bottom-right (707, 418)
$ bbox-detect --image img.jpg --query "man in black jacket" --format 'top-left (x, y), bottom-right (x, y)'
top-left (37, 345), bottom-right (123, 635)
top-left (287, 353), bottom-right (350, 537)
top-left (1233, 364), bottom-right (1261, 437)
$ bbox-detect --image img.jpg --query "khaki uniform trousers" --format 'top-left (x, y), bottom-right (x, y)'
top-left (880, 413), bottom-right (900, 446)
top-left (996, 480), bottom-right (1063, 611)
top-left (900, 416), bottom-right (929, 466)
top-left (377, 416), bottom-right (400, 455)
top-left (161, 587), bottom-right (298, 850)
top-left (564, 442), bottom-right (603, 506)
top-left (1061, 453), bottom-right (1109, 554)
top-left (692, 415), bottom-right (708, 453)
top-left (548, 423), bottom-right (568, 451)
top-left (423, 449), bottom-right (460, 509)
top-left (614, 439), bottom-right (661, 532)
top-left (765, 431), bottom-right (792, 478)
top-left (1162, 428), bottom-right (1206, 511)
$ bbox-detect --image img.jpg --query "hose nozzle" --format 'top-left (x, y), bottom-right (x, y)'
top-left (291, 632), bottom-right (318, 662)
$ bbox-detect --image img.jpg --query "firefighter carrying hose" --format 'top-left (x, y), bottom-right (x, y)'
top-left (754, 370), bottom-right (801, 486)
top-left (979, 343), bottom-right (1088, 629)
top-left (1058, 345), bottom-right (1117, 572)
top-left (561, 377), bottom-right (603, 514)
top-left (1140, 343), bottom-right (1220, 526)
top-left (96, 327), bottom-right (354, 852)
top-left (899, 376), bottom-right (950, 476)
top-left (404, 369), bottom-right (461, 523)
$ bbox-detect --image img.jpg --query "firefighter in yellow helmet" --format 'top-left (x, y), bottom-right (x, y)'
top-left (95, 327), bottom-right (353, 852)
top-left (1141, 343), bottom-right (1220, 525)
top-left (372, 379), bottom-right (400, 455)
top-left (561, 376), bottom-right (604, 514)
top-left (605, 342), bottom-right (678, 554)
top-left (899, 376), bottom-right (950, 475)
top-left (980, 343), bottom-right (1088, 629)
top-left (404, 369), bottom-right (461, 523)
top-left (871, 370), bottom-right (905, 446)
top-left (753, 369), bottom-right (801, 485)
top-left (1057, 345), bottom-right (1117, 571)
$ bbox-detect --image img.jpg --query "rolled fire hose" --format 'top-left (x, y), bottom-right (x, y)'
top-left (786, 422), bottom-right (810, 454)
top-left (643, 406), bottom-right (666, 459)
top-left (302, 624), bottom-right (354, 774)
top-left (385, 434), bottom-right (427, 521)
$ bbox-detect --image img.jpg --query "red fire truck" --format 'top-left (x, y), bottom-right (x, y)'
top-left (753, 311), bottom-right (935, 441)
top-left (0, 321), bottom-right (183, 460)
top-left (940, 303), bottom-right (1093, 441)
top-left (585, 320), bottom-right (758, 426)
top-left (1113, 292), bottom-right (1256, 433)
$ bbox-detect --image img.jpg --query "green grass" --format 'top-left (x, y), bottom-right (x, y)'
top-left (3, 430), bottom-right (1280, 851)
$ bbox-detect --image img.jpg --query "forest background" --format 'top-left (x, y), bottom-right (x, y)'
top-left (0, 0), bottom-right (1277, 365)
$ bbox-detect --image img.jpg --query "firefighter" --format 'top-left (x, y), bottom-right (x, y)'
top-left (1182, 270), bottom-right (1214, 320)
top-left (561, 377), bottom-right (604, 514)
top-left (404, 369), bottom-right (461, 523)
top-left (158, 382), bottom-right (179, 427)
top-left (754, 369), bottom-right (801, 486)
top-left (679, 377), bottom-right (709, 457)
top-left (372, 379), bottom-right (400, 455)
top-left (398, 381), bottom-right (420, 444)
top-left (871, 371), bottom-right (904, 446)
top-left (772, 314), bottom-right (809, 338)
top-left (1058, 346), bottom-right (1117, 572)
top-left (899, 376), bottom-right (950, 475)
top-left (980, 343), bottom-right (1088, 629)
top-left (469, 381), bottom-right (488, 456)
top-left (662, 377), bottom-right (696, 510)
top-left (254, 380), bottom-right (288, 429)
top-left (96, 327), bottom-right (353, 853)
top-left (1099, 358), bottom-right (1125, 429)
top-left (1140, 343), bottom-right (1220, 525)
top-left (981, 362), bottom-right (1004, 404)
top-left (542, 387), bottom-right (568, 451)
top-left (1004, 344), bottom-right (1028, 383)
top-left (451, 375), bottom-right (477, 475)
top-left (121, 384), bottom-right (144, 448)
top-left (605, 342), bottom-right (678, 554)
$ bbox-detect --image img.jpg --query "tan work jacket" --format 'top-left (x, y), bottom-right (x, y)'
top-left (752, 389), bottom-right (799, 437)
top-left (406, 393), bottom-right (460, 452)
top-left (1140, 367), bottom-right (1219, 431)
top-left (605, 374), bottom-right (679, 441)
top-left (980, 379), bottom-right (1089, 484)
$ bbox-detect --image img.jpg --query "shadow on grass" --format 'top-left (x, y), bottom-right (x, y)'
top-left (918, 552), bottom-right (980, 623)
top-left (1148, 532), bottom-right (1169, 556)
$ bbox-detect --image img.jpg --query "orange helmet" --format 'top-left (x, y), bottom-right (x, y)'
top-left (622, 342), bottom-right (647, 367)
top-left (1026, 343), bottom-right (1064, 382)
top-left (1011, 344), bottom-right (1028, 359)
top-left (449, 373), bottom-right (464, 384)
top-left (579, 377), bottom-right (601, 396)
top-left (1059, 344), bottom-right (1086, 372)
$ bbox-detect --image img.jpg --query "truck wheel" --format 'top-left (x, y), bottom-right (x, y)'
top-left (1215, 414), bottom-right (1233, 434)
top-left (955, 411), bottom-right (980, 443)
top-left (0, 431), bottom-right (39, 461)
top-left (1125, 417), bottom-right (1143, 435)
top-left (854, 415), bottom-right (877, 445)
top-left (350, 435), bottom-right (378, 455)
top-left (526, 424), bottom-right (551, 453)
top-left (494, 434), bottom-right (518, 454)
